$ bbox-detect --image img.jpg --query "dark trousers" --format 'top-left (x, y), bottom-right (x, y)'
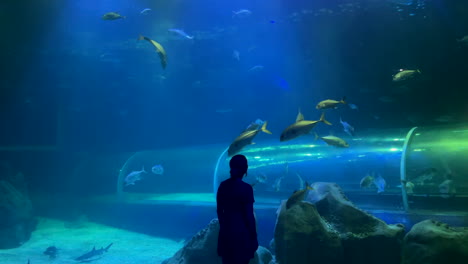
top-left (222, 257), bottom-right (251, 264)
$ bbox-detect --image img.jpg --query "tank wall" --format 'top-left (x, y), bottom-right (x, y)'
top-left (215, 129), bottom-right (409, 208)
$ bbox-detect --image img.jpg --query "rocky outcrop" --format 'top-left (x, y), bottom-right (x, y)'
top-left (163, 219), bottom-right (272, 264)
top-left (0, 164), bottom-right (36, 249)
top-left (402, 219), bottom-right (468, 264)
top-left (274, 182), bottom-right (405, 264)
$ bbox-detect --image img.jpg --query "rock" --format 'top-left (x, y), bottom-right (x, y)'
top-left (402, 219), bottom-right (468, 264)
top-left (163, 219), bottom-right (272, 264)
top-left (274, 182), bottom-right (405, 264)
top-left (0, 180), bottom-right (36, 249)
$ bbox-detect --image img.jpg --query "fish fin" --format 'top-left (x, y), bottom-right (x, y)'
top-left (314, 132), bottom-right (319, 141)
top-left (417, 69), bottom-right (422, 74)
top-left (296, 109), bottom-right (304, 122)
top-left (104, 243), bottom-right (113, 251)
top-left (138, 34), bottom-right (145, 41)
top-left (319, 112), bottom-right (332, 125)
top-left (261, 121), bottom-right (272, 134)
top-left (341, 96), bottom-right (347, 104)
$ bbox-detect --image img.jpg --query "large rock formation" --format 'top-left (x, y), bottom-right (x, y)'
top-left (163, 219), bottom-right (272, 264)
top-left (402, 219), bottom-right (468, 264)
top-left (0, 164), bottom-right (36, 249)
top-left (274, 182), bottom-right (405, 264)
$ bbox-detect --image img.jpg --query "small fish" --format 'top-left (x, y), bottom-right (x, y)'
top-left (374, 174), bottom-right (386, 193)
top-left (273, 176), bottom-right (284, 192)
top-left (125, 167), bottom-right (147, 186)
top-left (232, 9), bottom-right (252, 18)
top-left (256, 173), bottom-right (267, 183)
top-left (138, 35), bottom-right (167, 69)
top-left (233, 50), bottom-right (240, 61)
top-left (286, 182), bottom-right (313, 209)
top-left (151, 164), bottom-right (164, 175)
top-left (102, 12), bottom-right (125, 20)
top-left (280, 110), bottom-right (332, 142)
top-left (360, 174), bottom-right (375, 188)
top-left (316, 97), bottom-right (346, 110)
top-left (140, 8), bottom-right (152, 15)
top-left (411, 167), bottom-right (437, 185)
top-left (399, 180), bottom-right (415, 194)
top-left (44, 246), bottom-right (58, 259)
top-left (296, 172), bottom-right (304, 190)
top-left (248, 65), bottom-right (264, 73)
top-left (392, 69), bottom-right (421, 82)
top-left (457, 35), bottom-right (468, 46)
top-left (378, 96), bottom-right (395, 103)
top-left (168, 28), bottom-right (194, 39)
top-left (316, 134), bottom-right (349, 148)
top-left (439, 179), bottom-right (456, 198)
top-left (340, 117), bottom-right (355, 136)
top-left (228, 121), bottom-right (272, 157)
top-left (243, 119), bottom-right (265, 133)
top-left (348, 103), bottom-right (358, 110)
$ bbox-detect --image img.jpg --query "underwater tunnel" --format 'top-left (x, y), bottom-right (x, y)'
top-left (115, 124), bottom-right (468, 216)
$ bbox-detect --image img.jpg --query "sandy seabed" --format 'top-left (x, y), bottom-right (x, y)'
top-left (0, 218), bottom-right (184, 264)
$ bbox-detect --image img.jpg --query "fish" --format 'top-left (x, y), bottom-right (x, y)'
top-left (378, 96), bottom-right (395, 103)
top-left (439, 179), bottom-right (456, 198)
top-left (75, 243), bottom-right (113, 262)
top-left (360, 172), bottom-right (386, 193)
top-left (457, 35), bottom-right (468, 46)
top-left (280, 110), bottom-right (332, 142)
top-left (286, 182), bottom-right (313, 209)
top-left (102, 12), bottom-right (125, 20)
top-left (243, 119), bottom-right (265, 133)
top-left (233, 50), bottom-right (240, 61)
top-left (232, 9), bottom-right (252, 18)
top-left (374, 174), bottom-right (386, 193)
top-left (168, 28), bottom-right (194, 39)
top-left (316, 135), bottom-right (349, 148)
top-left (227, 121), bottom-right (272, 157)
top-left (43, 246), bottom-right (58, 259)
top-left (316, 97), bottom-right (346, 110)
top-left (138, 35), bottom-right (167, 69)
top-left (348, 103), bottom-right (358, 110)
top-left (140, 8), bottom-right (152, 15)
top-left (151, 164), bottom-right (164, 175)
top-left (250, 173), bottom-right (267, 188)
top-left (360, 174), bottom-right (375, 188)
top-left (248, 65), bottom-right (264, 73)
top-left (410, 167), bottom-right (438, 185)
top-left (400, 180), bottom-right (415, 194)
top-left (125, 167), bottom-right (147, 186)
top-left (296, 172), bottom-right (305, 190)
top-left (392, 69), bottom-right (421, 82)
top-left (272, 176), bottom-right (284, 192)
top-left (340, 117), bottom-right (355, 136)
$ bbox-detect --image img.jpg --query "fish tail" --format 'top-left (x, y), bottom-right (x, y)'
top-left (314, 132), bottom-right (319, 141)
top-left (138, 34), bottom-right (145, 41)
top-left (142, 166), bottom-right (147, 173)
top-left (104, 243), bottom-right (113, 251)
top-left (320, 112), bottom-right (332, 125)
top-left (261, 121), bottom-right (272, 134)
top-left (341, 96), bottom-right (347, 104)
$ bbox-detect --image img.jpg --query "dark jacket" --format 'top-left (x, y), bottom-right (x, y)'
top-left (217, 177), bottom-right (259, 260)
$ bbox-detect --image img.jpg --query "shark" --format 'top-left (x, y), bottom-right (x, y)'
top-left (75, 243), bottom-right (113, 262)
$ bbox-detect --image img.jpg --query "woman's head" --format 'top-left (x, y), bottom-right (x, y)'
top-left (229, 154), bottom-right (248, 178)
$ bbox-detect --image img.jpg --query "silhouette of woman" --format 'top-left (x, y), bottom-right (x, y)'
top-left (217, 154), bottom-right (258, 264)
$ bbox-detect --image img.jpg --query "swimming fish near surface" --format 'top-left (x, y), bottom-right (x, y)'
top-left (280, 110), bottom-right (332, 142)
top-left (138, 35), bottom-right (167, 69)
top-left (316, 97), bottom-right (346, 110)
top-left (102, 12), bottom-right (125, 20)
top-left (125, 167), bottom-right (147, 186)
